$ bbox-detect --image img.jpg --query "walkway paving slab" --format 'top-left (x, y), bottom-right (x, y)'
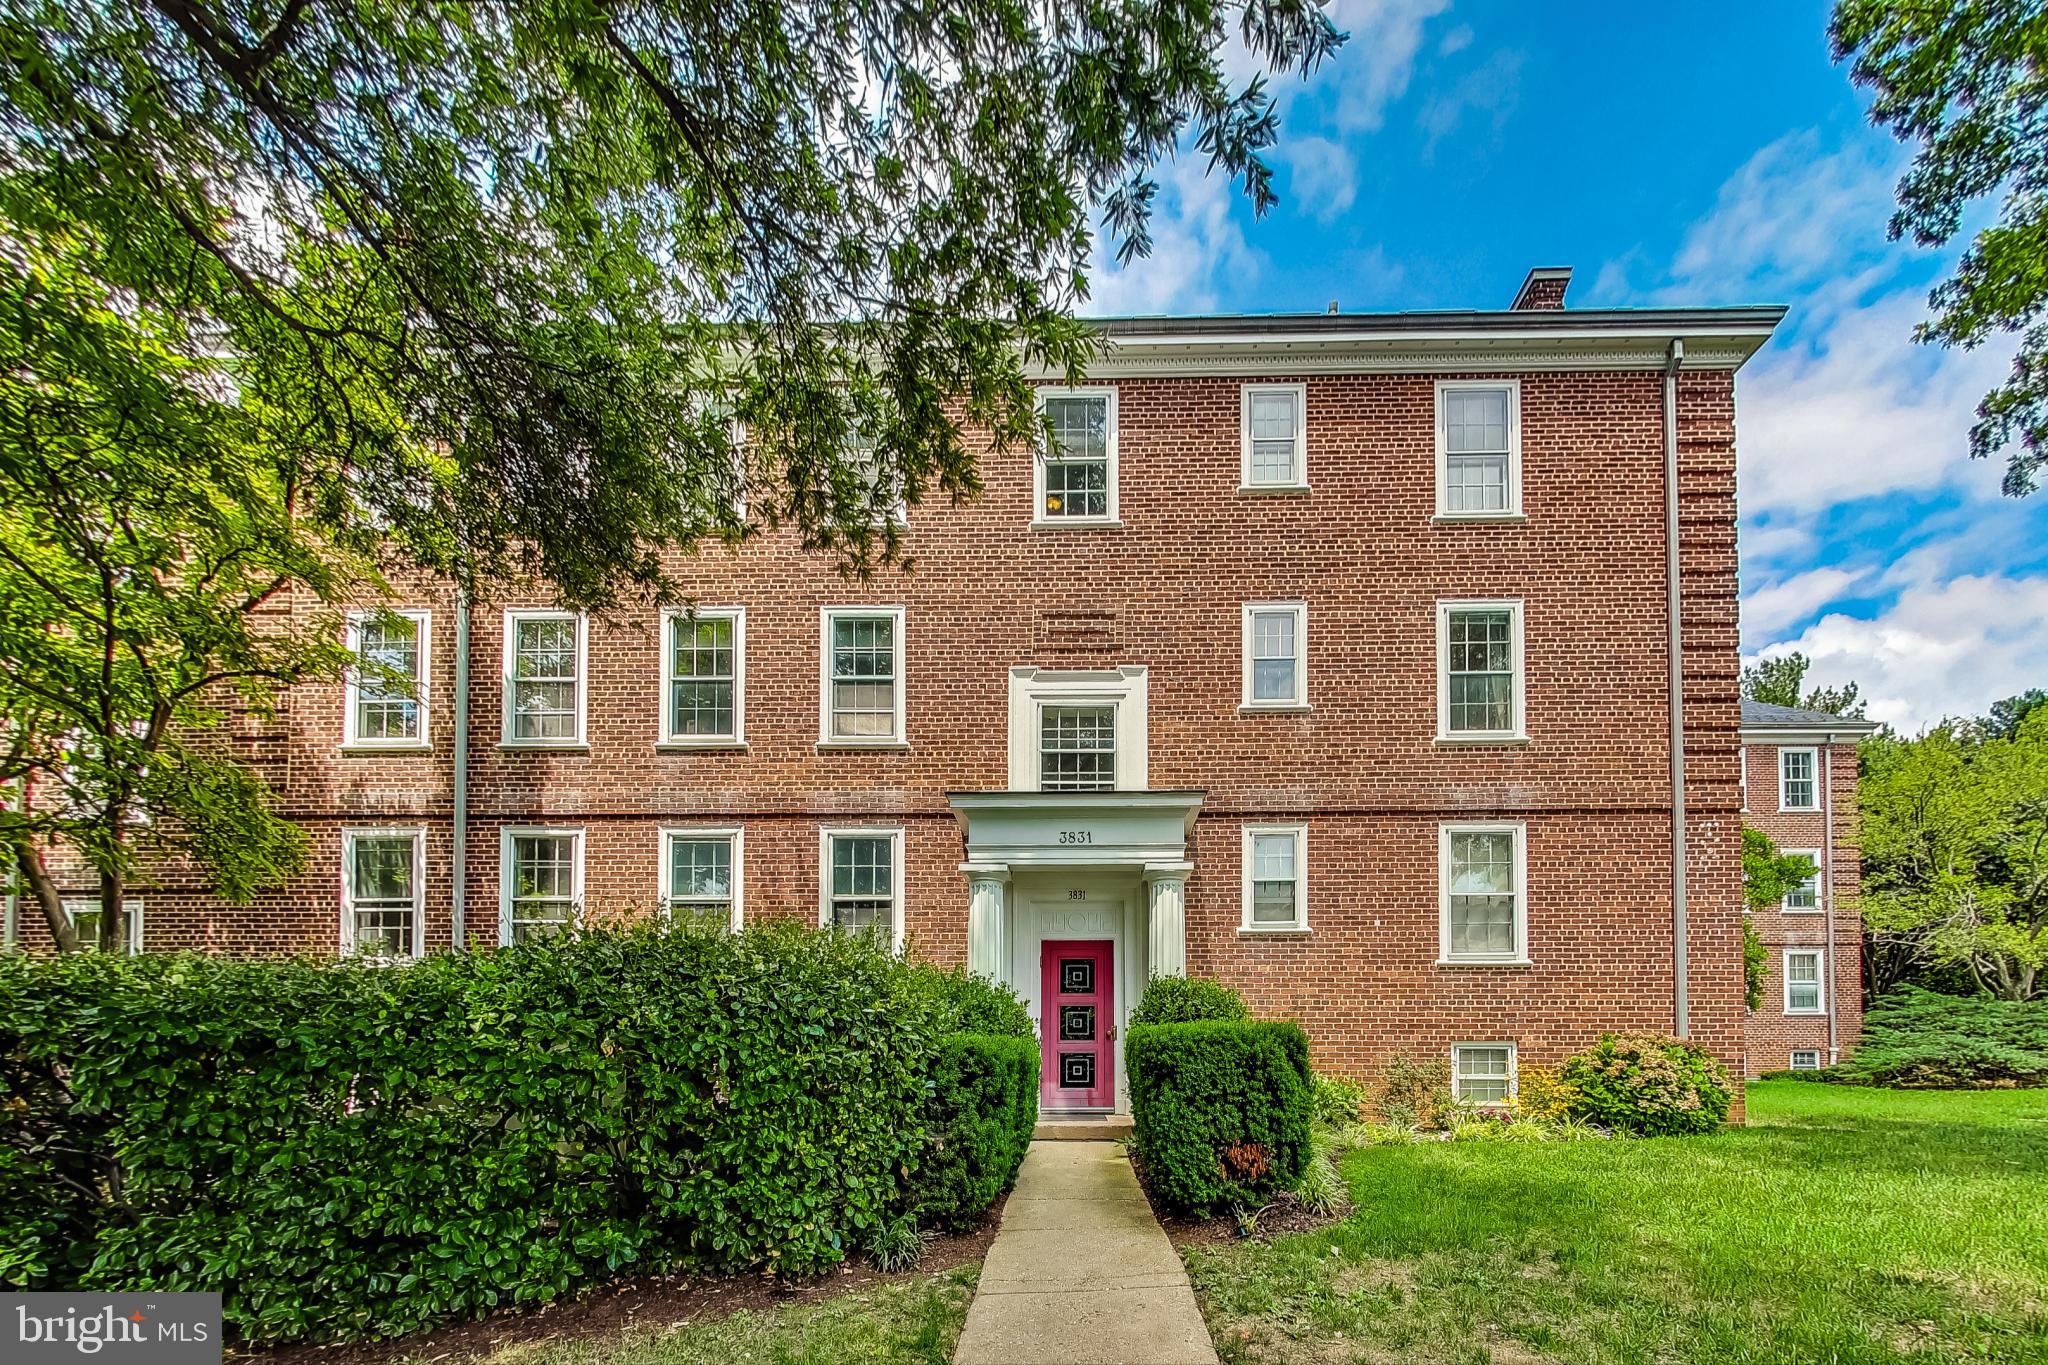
top-left (955, 1140), bottom-right (1218, 1365)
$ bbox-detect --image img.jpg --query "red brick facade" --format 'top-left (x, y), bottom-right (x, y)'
top-left (1739, 731), bottom-right (1870, 1076)
top-left (10, 299), bottom-right (1784, 1114)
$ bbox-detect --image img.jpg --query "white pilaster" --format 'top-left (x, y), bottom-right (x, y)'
top-left (1143, 863), bottom-right (1192, 979)
top-left (963, 864), bottom-right (1009, 980)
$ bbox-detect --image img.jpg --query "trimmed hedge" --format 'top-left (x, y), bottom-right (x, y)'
top-left (0, 926), bottom-right (1035, 1343)
top-left (1126, 1018), bottom-right (1313, 1213)
top-left (1561, 1030), bottom-right (1732, 1136)
top-left (1129, 975), bottom-right (1251, 1026)
top-left (1800, 988), bottom-right (2048, 1088)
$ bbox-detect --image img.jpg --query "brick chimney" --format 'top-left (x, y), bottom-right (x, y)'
top-left (1511, 267), bottom-right (1572, 310)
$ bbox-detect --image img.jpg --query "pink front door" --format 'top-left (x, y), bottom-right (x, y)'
top-left (1041, 940), bottom-right (1115, 1110)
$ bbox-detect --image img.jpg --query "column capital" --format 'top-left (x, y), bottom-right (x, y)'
top-left (1142, 861), bottom-right (1193, 887)
top-left (958, 862), bottom-right (1011, 889)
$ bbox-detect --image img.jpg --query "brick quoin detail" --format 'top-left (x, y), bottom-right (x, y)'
top-left (20, 364), bottom-right (1757, 1112)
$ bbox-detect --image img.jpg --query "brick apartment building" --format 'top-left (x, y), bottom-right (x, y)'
top-left (1739, 700), bottom-right (1877, 1076)
top-left (9, 268), bottom-right (1791, 1117)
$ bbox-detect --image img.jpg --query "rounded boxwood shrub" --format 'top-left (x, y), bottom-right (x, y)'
top-left (1129, 974), bottom-right (1250, 1026)
top-left (1125, 1018), bottom-right (1313, 1213)
top-left (1561, 1030), bottom-right (1732, 1135)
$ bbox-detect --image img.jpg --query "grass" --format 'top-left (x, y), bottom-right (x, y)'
top-left (1185, 1082), bottom-right (2048, 1364)
top-left (431, 1265), bottom-right (977, 1365)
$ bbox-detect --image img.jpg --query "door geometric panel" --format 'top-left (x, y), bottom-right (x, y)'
top-left (1059, 1052), bottom-right (1096, 1088)
top-left (1060, 958), bottom-right (1095, 994)
top-left (1060, 1005), bottom-right (1096, 1041)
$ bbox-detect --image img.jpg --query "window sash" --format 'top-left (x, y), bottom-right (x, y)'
top-left (1783, 852), bottom-right (1820, 911)
top-left (1249, 832), bottom-right (1300, 925)
top-left (828, 835), bottom-right (896, 937)
top-left (1438, 383), bottom-right (1517, 515)
top-left (1244, 387), bottom-right (1302, 485)
top-left (1781, 750), bottom-right (1817, 809)
top-left (352, 615), bottom-right (423, 742)
top-left (1789, 1050), bottom-right (1821, 1071)
top-left (1039, 704), bottom-right (1116, 792)
top-left (1445, 828), bottom-right (1521, 960)
top-left (1445, 609), bottom-right (1516, 734)
top-left (1453, 1046), bottom-right (1513, 1104)
top-left (828, 614), bottom-right (899, 739)
top-left (510, 616), bottom-right (580, 741)
top-left (1249, 610), bottom-right (1299, 703)
top-left (509, 833), bottom-right (578, 940)
top-left (1786, 952), bottom-right (1823, 1012)
top-left (666, 835), bottom-right (735, 926)
top-left (347, 833), bottom-right (420, 956)
top-left (1041, 395), bottom-right (1111, 518)
top-left (669, 615), bottom-right (737, 739)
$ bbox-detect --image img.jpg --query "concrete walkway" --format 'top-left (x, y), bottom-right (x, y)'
top-left (954, 1141), bottom-right (1219, 1365)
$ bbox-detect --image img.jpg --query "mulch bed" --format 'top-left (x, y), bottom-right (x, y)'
top-left (1124, 1150), bottom-right (1344, 1250)
top-left (233, 1202), bottom-right (1003, 1365)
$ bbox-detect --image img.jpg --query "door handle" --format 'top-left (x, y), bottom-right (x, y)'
top-left (1105, 1023), bottom-right (1119, 1043)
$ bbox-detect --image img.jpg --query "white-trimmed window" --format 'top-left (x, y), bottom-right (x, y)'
top-left (1008, 667), bottom-right (1149, 791)
top-left (1452, 1043), bottom-right (1517, 1105)
top-left (1435, 379), bottom-right (1521, 518)
top-left (661, 607), bottom-right (744, 746)
top-left (62, 899), bottom-right (142, 955)
top-left (1039, 705), bottom-right (1117, 792)
top-left (1779, 747), bottom-right (1818, 811)
top-left (1782, 849), bottom-right (1821, 912)
top-left (1784, 949), bottom-right (1824, 1014)
top-left (1440, 823), bottom-right (1528, 964)
top-left (1740, 748), bottom-right (1750, 811)
top-left (342, 828), bottom-right (423, 958)
top-left (1241, 602), bottom-right (1309, 710)
top-left (820, 827), bottom-right (904, 952)
top-left (1241, 824), bottom-right (1307, 931)
top-left (820, 607), bottom-right (906, 745)
top-left (1789, 1049), bottom-right (1822, 1071)
top-left (344, 609), bottom-right (430, 748)
top-left (661, 826), bottom-right (742, 931)
top-left (1035, 388), bottom-right (1118, 524)
top-left (503, 610), bottom-right (587, 746)
top-left (1438, 600), bottom-right (1526, 740)
top-left (1240, 384), bottom-right (1307, 490)
top-left (500, 827), bottom-right (583, 942)
top-left (846, 422), bottom-right (909, 526)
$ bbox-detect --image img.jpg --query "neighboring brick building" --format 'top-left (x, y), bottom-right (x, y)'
top-left (1738, 700), bottom-right (1878, 1076)
top-left (7, 269), bottom-right (1787, 1118)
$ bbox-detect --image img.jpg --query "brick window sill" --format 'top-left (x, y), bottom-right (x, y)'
top-left (338, 743), bottom-right (433, 755)
top-left (497, 743), bottom-right (591, 754)
top-left (815, 739), bottom-right (913, 752)
top-left (1434, 734), bottom-right (1531, 747)
top-left (1237, 927), bottom-right (1312, 939)
top-left (1431, 512), bottom-right (1527, 525)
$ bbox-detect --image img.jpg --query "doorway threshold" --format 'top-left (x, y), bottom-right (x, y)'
top-left (1033, 1112), bottom-right (1133, 1141)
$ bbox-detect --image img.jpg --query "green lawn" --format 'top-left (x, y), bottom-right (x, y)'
top-left (1186, 1082), bottom-right (2048, 1364)
top-left (434, 1266), bottom-right (977, 1365)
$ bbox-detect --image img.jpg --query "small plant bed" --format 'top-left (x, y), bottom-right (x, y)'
top-left (1148, 1186), bottom-right (1345, 1251)
top-left (236, 1221), bottom-right (997, 1365)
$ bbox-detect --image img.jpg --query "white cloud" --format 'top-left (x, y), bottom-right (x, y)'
top-left (1742, 566), bottom-right (1869, 643)
top-left (1418, 48), bottom-right (1523, 154)
top-left (1221, 0), bottom-right (1449, 133)
top-left (1086, 156), bottom-right (1264, 315)
top-left (1439, 24), bottom-right (1474, 55)
top-left (1758, 571), bottom-right (2048, 733)
top-left (1283, 135), bottom-right (1359, 223)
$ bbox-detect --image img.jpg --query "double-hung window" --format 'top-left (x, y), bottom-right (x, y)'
top-left (1782, 850), bottom-right (1821, 912)
top-left (62, 899), bottom-right (142, 955)
top-left (1435, 379), bottom-right (1521, 518)
top-left (1241, 824), bottom-right (1307, 931)
top-left (503, 610), bottom-right (586, 746)
top-left (820, 607), bottom-right (906, 745)
top-left (1438, 600), bottom-right (1525, 740)
top-left (343, 829), bottom-right (423, 957)
top-left (501, 828), bottom-right (582, 942)
top-left (662, 827), bottom-right (742, 931)
top-left (344, 609), bottom-right (429, 748)
top-left (1779, 748), bottom-right (1818, 811)
top-left (1242, 602), bottom-right (1309, 710)
top-left (1039, 705), bottom-right (1117, 791)
top-left (1784, 949), bottom-right (1824, 1014)
top-left (1452, 1044), bottom-right (1517, 1105)
top-left (661, 607), bottom-right (744, 745)
top-left (820, 828), bottom-right (903, 951)
top-left (1240, 384), bottom-right (1307, 490)
top-left (1440, 823), bottom-right (1528, 963)
top-left (1035, 389), bottom-right (1117, 524)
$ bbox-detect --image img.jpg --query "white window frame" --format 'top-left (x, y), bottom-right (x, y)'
top-left (1782, 849), bottom-right (1822, 913)
top-left (1783, 948), bottom-right (1825, 1015)
top-left (1436, 599), bottom-right (1528, 742)
top-left (1778, 747), bottom-right (1819, 811)
top-left (1789, 1050), bottom-right (1822, 1071)
top-left (1739, 746), bottom-right (1750, 811)
top-left (1240, 601), bottom-right (1310, 711)
top-left (1434, 378), bottom-right (1522, 520)
top-left (1240, 823), bottom-right (1308, 932)
top-left (658, 606), bottom-right (746, 748)
top-left (339, 826), bottom-right (426, 959)
top-left (1007, 666), bottom-right (1149, 790)
top-left (659, 825), bottom-right (744, 932)
top-left (1438, 821), bottom-right (1530, 965)
top-left (501, 609), bottom-right (588, 748)
top-left (1451, 1042), bottom-right (1519, 1106)
top-left (818, 606), bottom-right (908, 747)
top-left (498, 825), bottom-right (585, 943)
top-left (61, 899), bottom-right (143, 955)
top-left (342, 609), bottom-right (432, 750)
top-left (818, 825), bottom-right (905, 954)
top-left (1032, 386), bottom-right (1120, 528)
top-left (1239, 382), bottom-right (1309, 492)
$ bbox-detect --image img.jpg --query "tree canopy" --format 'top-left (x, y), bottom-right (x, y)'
top-left (1740, 651), bottom-right (1866, 719)
top-left (1832, 0), bottom-right (2048, 496)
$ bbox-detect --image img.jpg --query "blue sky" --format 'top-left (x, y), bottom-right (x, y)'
top-left (1085, 0), bottom-right (2048, 732)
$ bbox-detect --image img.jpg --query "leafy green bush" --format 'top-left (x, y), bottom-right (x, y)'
top-left (1827, 988), bottom-right (2048, 1088)
top-left (907, 1033), bottom-right (1038, 1229)
top-left (1310, 1073), bottom-right (1370, 1128)
top-left (0, 926), bottom-right (1033, 1343)
top-left (1375, 1052), bottom-right (1454, 1129)
top-left (1125, 1019), bottom-right (1313, 1213)
top-left (904, 963), bottom-right (1035, 1039)
top-left (1129, 975), bottom-right (1250, 1026)
top-left (1561, 1031), bottom-right (1733, 1136)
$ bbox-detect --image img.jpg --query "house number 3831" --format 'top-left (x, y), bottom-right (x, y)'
top-left (1057, 830), bottom-right (1093, 845)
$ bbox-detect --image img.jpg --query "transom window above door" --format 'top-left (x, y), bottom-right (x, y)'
top-left (661, 607), bottom-right (744, 746)
top-left (1039, 704), bottom-right (1117, 791)
top-left (1035, 389), bottom-right (1117, 525)
top-left (1435, 379), bottom-right (1522, 518)
top-left (820, 607), bottom-right (906, 746)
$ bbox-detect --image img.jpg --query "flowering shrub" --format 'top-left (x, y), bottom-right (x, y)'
top-left (1508, 1064), bottom-right (1579, 1123)
top-left (1375, 1053), bottom-right (1454, 1129)
top-left (1561, 1031), bottom-right (1732, 1136)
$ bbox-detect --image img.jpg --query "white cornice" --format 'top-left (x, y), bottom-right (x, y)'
top-left (1027, 335), bottom-right (1765, 380)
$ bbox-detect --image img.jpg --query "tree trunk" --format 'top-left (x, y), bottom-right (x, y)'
top-left (9, 841), bottom-right (80, 953)
top-left (99, 862), bottom-right (126, 955)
